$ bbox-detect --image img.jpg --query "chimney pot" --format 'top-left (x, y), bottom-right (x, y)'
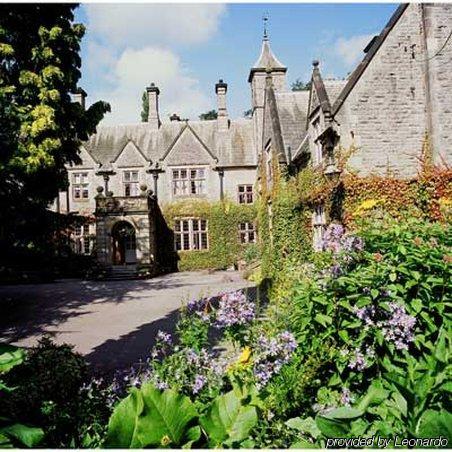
top-left (215, 79), bottom-right (228, 130)
top-left (73, 87), bottom-right (87, 109)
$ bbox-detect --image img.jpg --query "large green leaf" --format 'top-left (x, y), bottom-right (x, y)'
top-left (0, 344), bottom-right (25, 373)
top-left (105, 387), bottom-right (144, 448)
top-left (0, 423), bottom-right (44, 447)
top-left (323, 407), bottom-right (363, 420)
top-left (200, 390), bottom-right (258, 446)
top-left (357, 380), bottom-right (389, 412)
top-left (106, 384), bottom-right (198, 448)
top-left (416, 410), bottom-right (452, 442)
top-left (315, 415), bottom-right (349, 438)
top-left (286, 416), bottom-right (321, 439)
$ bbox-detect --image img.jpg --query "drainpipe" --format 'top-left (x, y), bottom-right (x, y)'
top-left (218, 168), bottom-right (225, 201)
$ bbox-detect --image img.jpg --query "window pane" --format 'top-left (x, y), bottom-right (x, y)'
top-left (74, 173), bottom-right (80, 184)
top-left (198, 168), bottom-right (205, 178)
top-left (182, 220), bottom-right (189, 231)
top-left (174, 221), bottom-right (181, 232)
top-left (200, 220), bottom-right (207, 231)
top-left (173, 170), bottom-right (179, 179)
top-left (175, 234), bottom-right (181, 250)
top-left (183, 233), bottom-right (190, 250)
top-left (192, 220), bottom-right (199, 231)
top-left (193, 233), bottom-right (200, 250)
top-left (181, 169), bottom-right (187, 179)
top-left (246, 185), bottom-right (253, 192)
top-left (124, 171), bottom-right (130, 182)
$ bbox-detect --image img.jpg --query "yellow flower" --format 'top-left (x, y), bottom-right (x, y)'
top-left (160, 435), bottom-right (171, 447)
top-left (238, 346), bottom-right (252, 364)
top-left (353, 198), bottom-right (381, 217)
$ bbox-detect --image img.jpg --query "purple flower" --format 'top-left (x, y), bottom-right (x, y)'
top-left (253, 331), bottom-right (297, 388)
top-left (348, 349), bottom-right (367, 371)
top-left (215, 290), bottom-right (255, 328)
top-left (378, 302), bottom-right (416, 350)
top-left (156, 330), bottom-right (172, 345)
top-left (340, 387), bottom-right (353, 406)
top-left (192, 374), bottom-right (207, 394)
top-left (354, 306), bottom-right (375, 326)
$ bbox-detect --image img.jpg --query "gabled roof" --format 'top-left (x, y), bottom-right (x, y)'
top-left (274, 91), bottom-right (309, 152)
top-left (248, 38), bottom-right (287, 82)
top-left (160, 122), bottom-right (218, 163)
top-left (83, 119), bottom-right (256, 168)
top-left (332, 4), bottom-right (409, 115)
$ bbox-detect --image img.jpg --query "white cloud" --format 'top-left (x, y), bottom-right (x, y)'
top-left (334, 34), bottom-right (374, 66)
top-left (85, 4), bottom-right (226, 48)
top-left (81, 4), bottom-right (225, 124)
top-left (97, 46), bottom-right (211, 125)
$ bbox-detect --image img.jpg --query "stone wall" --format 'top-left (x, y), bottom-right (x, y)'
top-left (424, 3), bottom-right (452, 166)
top-left (335, 4), bottom-right (429, 178)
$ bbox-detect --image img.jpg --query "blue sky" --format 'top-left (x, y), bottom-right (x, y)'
top-left (75, 3), bottom-right (397, 125)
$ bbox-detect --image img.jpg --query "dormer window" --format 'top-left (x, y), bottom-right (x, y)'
top-left (172, 167), bottom-right (206, 196)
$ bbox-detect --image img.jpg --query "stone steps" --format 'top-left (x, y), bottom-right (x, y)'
top-left (104, 265), bottom-right (140, 281)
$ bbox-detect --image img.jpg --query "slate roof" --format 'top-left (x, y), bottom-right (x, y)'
top-left (83, 119), bottom-right (256, 168)
top-left (323, 79), bottom-right (348, 106)
top-left (274, 91), bottom-right (310, 152)
top-left (248, 38), bottom-right (287, 82)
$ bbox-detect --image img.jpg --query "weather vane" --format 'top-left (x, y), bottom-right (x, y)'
top-left (263, 12), bottom-right (269, 40)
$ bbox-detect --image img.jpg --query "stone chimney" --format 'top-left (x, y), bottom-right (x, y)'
top-left (146, 83), bottom-right (160, 129)
top-left (73, 88), bottom-right (87, 109)
top-left (215, 79), bottom-right (228, 131)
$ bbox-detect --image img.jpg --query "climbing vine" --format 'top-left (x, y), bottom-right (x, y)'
top-left (161, 199), bottom-right (256, 271)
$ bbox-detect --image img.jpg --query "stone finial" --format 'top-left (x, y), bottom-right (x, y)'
top-left (96, 186), bottom-right (104, 193)
top-left (170, 113), bottom-right (180, 121)
top-left (312, 60), bottom-right (320, 68)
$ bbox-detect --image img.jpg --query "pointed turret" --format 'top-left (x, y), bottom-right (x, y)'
top-left (248, 20), bottom-right (287, 159)
top-left (248, 37), bottom-right (287, 82)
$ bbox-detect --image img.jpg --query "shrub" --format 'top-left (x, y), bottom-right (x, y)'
top-left (0, 337), bottom-right (111, 447)
top-left (262, 216), bottom-right (451, 444)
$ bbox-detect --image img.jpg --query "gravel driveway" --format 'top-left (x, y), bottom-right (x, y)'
top-left (0, 271), bottom-right (255, 374)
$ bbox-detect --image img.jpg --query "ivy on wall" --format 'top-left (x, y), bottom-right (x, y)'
top-left (161, 199), bottom-right (256, 271)
top-left (257, 145), bottom-right (452, 284)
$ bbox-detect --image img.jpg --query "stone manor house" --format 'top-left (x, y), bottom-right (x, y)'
top-left (54, 3), bottom-right (452, 271)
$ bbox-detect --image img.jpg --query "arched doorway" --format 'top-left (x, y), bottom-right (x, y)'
top-left (111, 221), bottom-right (137, 265)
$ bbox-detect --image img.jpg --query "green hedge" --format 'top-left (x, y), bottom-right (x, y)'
top-left (161, 199), bottom-right (256, 271)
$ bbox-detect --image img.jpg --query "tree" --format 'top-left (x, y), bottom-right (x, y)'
top-left (140, 90), bottom-right (148, 122)
top-left (199, 109), bottom-right (217, 120)
top-left (291, 79), bottom-right (311, 92)
top-left (0, 4), bottom-right (110, 264)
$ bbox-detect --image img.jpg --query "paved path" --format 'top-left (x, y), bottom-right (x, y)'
top-left (0, 271), bottom-right (255, 375)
